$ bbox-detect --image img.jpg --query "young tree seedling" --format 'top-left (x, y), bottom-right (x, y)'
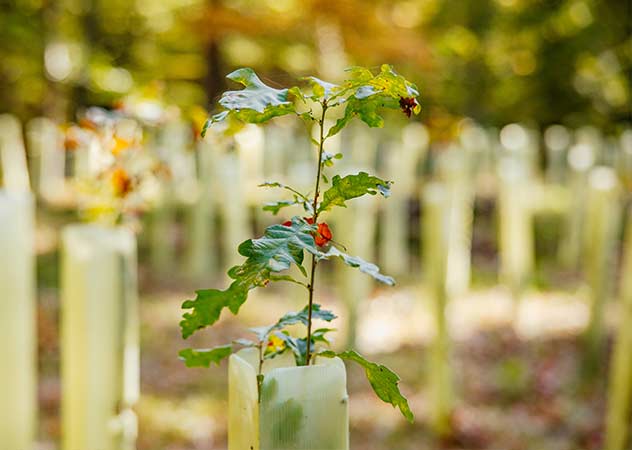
top-left (179, 65), bottom-right (420, 422)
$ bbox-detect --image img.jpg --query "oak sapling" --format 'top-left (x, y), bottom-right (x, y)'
top-left (179, 65), bottom-right (420, 422)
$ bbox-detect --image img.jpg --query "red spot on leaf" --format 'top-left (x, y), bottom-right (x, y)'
top-left (282, 218), bottom-right (333, 247)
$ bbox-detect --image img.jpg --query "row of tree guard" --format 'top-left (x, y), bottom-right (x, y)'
top-left (1, 110), bottom-right (631, 449)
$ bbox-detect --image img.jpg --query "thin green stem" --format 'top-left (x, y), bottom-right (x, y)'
top-left (256, 341), bottom-right (264, 402)
top-left (305, 101), bottom-right (327, 366)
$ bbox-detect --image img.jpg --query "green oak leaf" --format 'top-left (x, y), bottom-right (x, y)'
top-left (249, 304), bottom-right (337, 342)
top-left (180, 217), bottom-right (319, 338)
top-left (180, 286), bottom-right (247, 339)
top-left (326, 64), bottom-right (420, 137)
top-left (275, 304), bottom-right (337, 328)
top-left (179, 345), bottom-right (232, 368)
top-left (320, 349), bottom-right (414, 422)
top-left (318, 172), bottom-right (392, 213)
top-left (259, 181), bottom-right (313, 215)
top-left (273, 331), bottom-right (308, 366)
top-left (312, 327), bottom-right (336, 344)
top-left (303, 76), bottom-right (339, 101)
top-left (233, 338), bottom-right (257, 347)
top-left (263, 199), bottom-right (302, 215)
top-left (319, 245), bottom-right (395, 286)
top-left (274, 329), bottom-right (335, 366)
top-left (202, 68), bottom-right (295, 134)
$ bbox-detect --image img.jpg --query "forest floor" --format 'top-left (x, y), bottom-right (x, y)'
top-left (35, 274), bottom-right (610, 450)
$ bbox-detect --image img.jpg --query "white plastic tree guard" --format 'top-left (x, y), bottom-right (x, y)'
top-left (582, 167), bottom-right (621, 365)
top-left (605, 210), bottom-right (632, 450)
top-left (422, 182), bottom-right (454, 437)
top-left (229, 348), bottom-right (349, 450)
top-left (436, 145), bottom-right (475, 298)
top-left (184, 137), bottom-right (217, 281)
top-left (219, 149), bottom-right (251, 271)
top-left (26, 117), bottom-right (66, 203)
top-left (380, 123), bottom-right (428, 277)
top-left (0, 190), bottom-right (37, 450)
top-left (61, 224), bottom-right (139, 450)
top-left (559, 143), bottom-right (595, 269)
top-left (332, 194), bottom-right (378, 347)
top-left (497, 158), bottom-right (534, 300)
top-left (0, 114), bottom-right (31, 191)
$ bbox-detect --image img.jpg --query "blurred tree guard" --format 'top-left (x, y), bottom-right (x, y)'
top-left (559, 142), bottom-right (596, 268)
top-left (179, 65), bottom-right (419, 448)
top-left (331, 123), bottom-right (378, 348)
top-left (184, 134), bottom-right (218, 281)
top-left (26, 117), bottom-right (68, 205)
top-left (0, 191), bottom-right (36, 450)
top-left (0, 114), bottom-right (31, 191)
top-left (543, 125), bottom-right (572, 185)
top-left (436, 144), bottom-right (475, 298)
top-left (380, 123), bottom-right (429, 278)
top-left (58, 105), bottom-right (165, 450)
top-left (582, 166), bottom-right (622, 371)
top-left (422, 182), bottom-right (455, 437)
top-left (61, 225), bottom-right (139, 450)
top-left (229, 348), bottom-right (349, 450)
top-left (497, 124), bottom-right (537, 304)
top-left (605, 208), bottom-right (632, 450)
top-left (217, 140), bottom-right (251, 271)
top-left (333, 194), bottom-right (378, 348)
top-left (148, 121), bottom-right (191, 276)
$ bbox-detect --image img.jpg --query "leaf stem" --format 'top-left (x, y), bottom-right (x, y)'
top-left (257, 341), bottom-right (264, 402)
top-left (306, 101), bottom-right (328, 365)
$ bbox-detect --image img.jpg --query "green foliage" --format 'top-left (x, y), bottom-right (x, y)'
top-left (259, 181), bottom-right (313, 215)
top-left (318, 172), bottom-right (392, 213)
top-left (325, 65), bottom-right (420, 137)
top-left (183, 65), bottom-right (417, 424)
top-left (202, 68), bottom-right (295, 135)
top-left (275, 327), bottom-right (336, 366)
top-left (263, 199), bottom-right (303, 215)
top-left (320, 350), bottom-right (414, 423)
top-left (179, 345), bottom-right (232, 368)
top-left (320, 246), bottom-right (395, 286)
top-left (180, 217), bottom-right (319, 338)
top-left (249, 304), bottom-right (336, 342)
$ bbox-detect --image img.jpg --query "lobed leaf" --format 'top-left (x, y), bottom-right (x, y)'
top-left (320, 349), bottom-right (414, 422)
top-left (318, 172), bottom-right (392, 213)
top-left (262, 199), bottom-right (302, 215)
top-left (203, 68), bottom-right (296, 133)
top-left (326, 65), bottom-right (420, 137)
top-left (303, 76), bottom-right (339, 101)
top-left (180, 217), bottom-right (320, 338)
top-left (179, 345), bottom-right (232, 368)
top-left (249, 303), bottom-right (336, 342)
top-left (274, 327), bottom-right (336, 366)
top-left (319, 246), bottom-right (395, 286)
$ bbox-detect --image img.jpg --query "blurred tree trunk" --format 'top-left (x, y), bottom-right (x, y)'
top-left (204, 0), bottom-right (224, 105)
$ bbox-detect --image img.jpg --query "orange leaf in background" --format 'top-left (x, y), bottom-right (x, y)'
top-left (111, 168), bottom-right (133, 198)
top-left (111, 136), bottom-right (131, 156)
top-left (78, 117), bottom-right (98, 131)
top-left (64, 135), bottom-right (80, 152)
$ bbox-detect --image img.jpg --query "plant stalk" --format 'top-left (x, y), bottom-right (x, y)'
top-left (305, 102), bottom-right (327, 365)
top-left (257, 342), bottom-right (264, 402)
